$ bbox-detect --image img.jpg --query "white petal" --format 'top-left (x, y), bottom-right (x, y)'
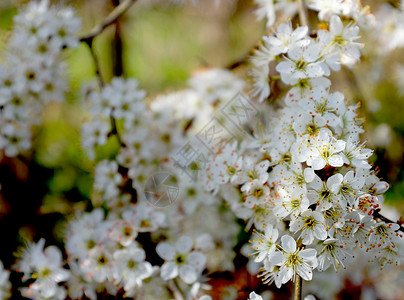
top-left (179, 265), bottom-right (197, 284)
top-left (297, 264), bottom-right (312, 281)
top-left (160, 262), bottom-right (178, 281)
top-left (328, 155), bottom-right (344, 167)
top-left (292, 26), bottom-right (308, 40)
top-left (281, 235), bottom-right (296, 252)
top-left (313, 226), bottom-right (327, 241)
top-left (156, 242), bottom-right (175, 261)
top-left (327, 173), bottom-right (343, 192)
top-left (270, 251), bottom-right (284, 266)
top-left (187, 251), bottom-right (206, 272)
top-left (304, 168), bottom-right (315, 183)
top-left (176, 236), bottom-right (193, 254)
top-left (310, 157), bottom-right (326, 170)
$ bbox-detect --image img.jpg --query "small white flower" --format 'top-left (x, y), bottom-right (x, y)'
top-left (113, 245), bottom-right (154, 292)
top-left (270, 235), bottom-right (317, 283)
top-left (274, 185), bottom-right (310, 219)
top-left (250, 224), bottom-right (279, 262)
top-left (307, 174), bottom-right (342, 211)
top-left (276, 42), bottom-right (326, 85)
top-left (15, 239), bottom-right (70, 299)
top-left (156, 236), bottom-right (206, 284)
top-left (290, 210), bottom-right (328, 245)
top-left (300, 129), bottom-right (346, 170)
top-left (264, 22), bottom-right (309, 54)
top-left (317, 238), bottom-right (354, 271)
top-left (81, 245), bottom-right (114, 283)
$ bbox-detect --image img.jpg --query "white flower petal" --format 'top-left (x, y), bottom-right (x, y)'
top-left (160, 262), bottom-right (178, 281)
top-left (281, 235), bottom-right (296, 252)
top-left (176, 236), bottom-right (193, 254)
top-left (179, 265), bottom-right (197, 284)
top-left (156, 242), bottom-right (175, 261)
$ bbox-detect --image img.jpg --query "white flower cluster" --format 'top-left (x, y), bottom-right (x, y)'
top-left (0, 0), bottom-right (80, 157)
top-left (199, 10), bottom-right (404, 290)
top-left (63, 207), bottom-right (159, 298)
top-left (6, 0), bottom-right (404, 299)
top-left (15, 70), bottom-right (245, 298)
top-left (15, 239), bottom-right (69, 299)
top-left (254, 0), bottom-right (373, 29)
top-left (249, 14), bottom-right (362, 103)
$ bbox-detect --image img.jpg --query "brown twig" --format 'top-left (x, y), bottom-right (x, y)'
top-left (79, 0), bottom-right (137, 43)
top-left (85, 40), bottom-right (105, 87)
top-left (297, 0), bottom-right (309, 29)
top-left (81, 1), bottom-right (132, 148)
top-left (108, 113), bottom-right (127, 148)
top-left (294, 274), bottom-right (302, 300)
top-left (373, 208), bottom-right (404, 233)
top-left (112, 0), bottom-right (125, 77)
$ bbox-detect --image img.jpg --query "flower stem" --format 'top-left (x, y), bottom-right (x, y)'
top-left (297, 0), bottom-right (309, 29)
top-left (294, 274), bottom-right (302, 300)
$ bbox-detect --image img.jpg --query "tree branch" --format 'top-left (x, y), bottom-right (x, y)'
top-left (297, 0), bottom-right (309, 29)
top-left (373, 208), bottom-right (404, 233)
top-left (79, 0), bottom-right (137, 43)
top-left (108, 113), bottom-right (127, 148)
top-left (112, 0), bottom-right (124, 77)
top-left (85, 39), bottom-right (105, 87)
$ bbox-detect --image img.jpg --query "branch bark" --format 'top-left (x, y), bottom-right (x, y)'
top-left (297, 0), bottom-right (309, 29)
top-left (373, 208), bottom-right (404, 233)
top-left (79, 0), bottom-right (137, 43)
top-left (85, 40), bottom-right (105, 87)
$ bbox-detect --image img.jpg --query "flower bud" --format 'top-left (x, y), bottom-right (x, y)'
top-left (371, 181), bottom-right (390, 195)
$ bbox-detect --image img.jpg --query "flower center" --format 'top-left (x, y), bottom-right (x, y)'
top-left (253, 187), bottom-right (264, 198)
top-left (98, 255), bottom-right (108, 265)
top-left (87, 239), bottom-right (96, 249)
top-left (140, 219), bottom-right (150, 228)
top-left (175, 254), bottom-right (186, 265)
top-left (376, 225), bottom-right (387, 235)
top-left (304, 216), bottom-right (316, 228)
top-left (123, 226), bottom-right (132, 237)
top-left (286, 252), bottom-right (302, 268)
top-left (127, 259), bottom-right (137, 269)
top-left (39, 268), bottom-right (51, 278)
top-left (296, 59), bottom-right (307, 70)
top-left (290, 199), bottom-right (301, 209)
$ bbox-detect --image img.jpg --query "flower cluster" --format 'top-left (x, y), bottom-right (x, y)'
top-left (254, 0), bottom-right (373, 29)
top-left (197, 6), bottom-right (404, 291)
top-left (4, 0), bottom-right (404, 299)
top-left (249, 14), bottom-right (363, 103)
top-left (13, 68), bottom-right (245, 298)
top-left (14, 239), bottom-right (69, 299)
top-left (0, 0), bottom-right (80, 157)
